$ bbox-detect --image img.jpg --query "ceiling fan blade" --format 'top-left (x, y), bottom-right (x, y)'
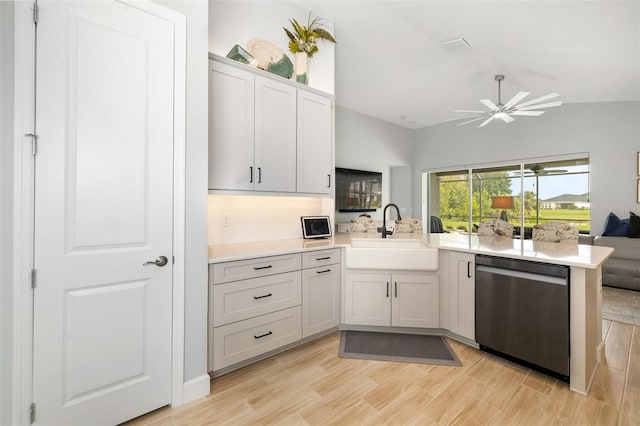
top-left (456, 116), bottom-right (487, 126)
top-left (499, 114), bottom-right (515, 123)
top-left (511, 110), bottom-right (545, 116)
top-left (517, 101), bottom-right (563, 111)
top-left (443, 114), bottom-right (485, 123)
top-left (478, 116), bottom-right (495, 127)
top-left (503, 91), bottom-right (530, 110)
top-left (455, 109), bottom-right (486, 113)
top-left (480, 99), bottom-right (499, 112)
top-left (515, 92), bottom-right (559, 108)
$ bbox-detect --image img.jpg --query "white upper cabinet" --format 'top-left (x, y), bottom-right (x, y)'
top-left (297, 90), bottom-right (333, 194)
top-left (254, 76), bottom-right (297, 192)
top-left (208, 60), bottom-right (254, 191)
top-left (208, 55), bottom-right (334, 195)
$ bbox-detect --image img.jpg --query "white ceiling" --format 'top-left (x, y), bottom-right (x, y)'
top-left (300, 1), bottom-right (640, 129)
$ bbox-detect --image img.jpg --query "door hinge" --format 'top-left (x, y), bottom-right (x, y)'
top-left (30, 402), bottom-right (36, 424)
top-left (31, 269), bottom-right (37, 289)
top-left (25, 133), bottom-right (38, 156)
top-left (32, 2), bottom-right (39, 25)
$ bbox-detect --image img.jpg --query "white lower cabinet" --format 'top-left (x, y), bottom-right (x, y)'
top-left (212, 306), bottom-right (301, 371)
top-left (344, 271), bottom-right (439, 328)
top-left (447, 251), bottom-right (475, 340)
top-left (302, 262), bottom-right (340, 338)
top-left (212, 271), bottom-right (301, 326)
top-left (210, 249), bottom-right (341, 373)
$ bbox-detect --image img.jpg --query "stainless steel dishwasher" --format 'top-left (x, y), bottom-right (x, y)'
top-left (475, 254), bottom-right (570, 380)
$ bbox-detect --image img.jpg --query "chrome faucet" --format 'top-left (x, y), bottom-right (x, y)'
top-left (382, 203), bottom-right (402, 238)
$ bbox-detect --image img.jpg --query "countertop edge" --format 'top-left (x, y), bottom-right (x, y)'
top-left (208, 233), bottom-right (613, 269)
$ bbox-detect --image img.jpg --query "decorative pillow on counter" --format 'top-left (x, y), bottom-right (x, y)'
top-left (602, 212), bottom-right (629, 236)
top-left (629, 212), bottom-right (640, 238)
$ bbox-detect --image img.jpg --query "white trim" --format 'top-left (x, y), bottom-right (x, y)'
top-left (12, 2), bottom-right (35, 424)
top-left (421, 151), bottom-right (590, 174)
top-left (182, 374), bottom-right (210, 405)
top-left (12, 1), bottom-right (189, 423)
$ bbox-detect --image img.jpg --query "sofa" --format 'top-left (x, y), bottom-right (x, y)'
top-left (594, 236), bottom-right (640, 291)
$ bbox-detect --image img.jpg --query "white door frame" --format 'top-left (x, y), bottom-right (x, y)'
top-left (11, 2), bottom-right (187, 424)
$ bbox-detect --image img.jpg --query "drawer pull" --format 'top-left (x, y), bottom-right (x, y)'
top-left (254, 331), bottom-right (273, 339)
top-left (253, 293), bottom-right (273, 300)
top-left (253, 265), bottom-right (273, 271)
top-left (316, 269), bottom-right (331, 274)
top-left (316, 256), bottom-right (331, 260)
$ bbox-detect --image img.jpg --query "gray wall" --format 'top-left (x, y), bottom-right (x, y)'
top-left (412, 101), bottom-right (640, 235)
top-left (335, 106), bottom-right (414, 223)
top-left (0, 3), bottom-right (14, 424)
top-left (154, 0), bottom-right (209, 383)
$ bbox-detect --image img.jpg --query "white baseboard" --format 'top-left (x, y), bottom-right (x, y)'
top-left (182, 374), bottom-right (210, 404)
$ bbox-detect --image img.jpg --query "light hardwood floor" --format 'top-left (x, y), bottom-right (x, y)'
top-left (125, 320), bottom-right (640, 425)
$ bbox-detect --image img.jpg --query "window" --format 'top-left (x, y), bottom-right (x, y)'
top-left (425, 157), bottom-right (590, 235)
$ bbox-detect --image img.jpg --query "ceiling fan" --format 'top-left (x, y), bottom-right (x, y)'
top-left (455, 74), bottom-right (562, 127)
top-left (525, 164), bottom-right (568, 176)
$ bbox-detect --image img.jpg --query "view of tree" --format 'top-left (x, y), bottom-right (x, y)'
top-left (430, 161), bottom-right (591, 233)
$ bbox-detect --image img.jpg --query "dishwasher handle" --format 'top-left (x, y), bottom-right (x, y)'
top-left (476, 265), bottom-right (568, 286)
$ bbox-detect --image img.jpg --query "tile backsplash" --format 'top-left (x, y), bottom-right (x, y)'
top-left (208, 195), bottom-right (335, 245)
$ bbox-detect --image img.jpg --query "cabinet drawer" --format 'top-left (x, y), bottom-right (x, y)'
top-left (213, 271), bottom-right (301, 326)
top-left (212, 253), bottom-right (302, 284)
top-left (302, 248), bottom-right (340, 269)
top-left (212, 306), bottom-right (302, 371)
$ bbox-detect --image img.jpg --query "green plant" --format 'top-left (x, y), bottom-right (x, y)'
top-left (283, 13), bottom-right (336, 57)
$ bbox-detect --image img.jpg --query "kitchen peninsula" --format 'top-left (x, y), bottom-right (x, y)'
top-left (208, 232), bottom-right (613, 395)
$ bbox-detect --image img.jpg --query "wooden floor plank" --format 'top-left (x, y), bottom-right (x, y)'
top-left (124, 320), bottom-right (639, 426)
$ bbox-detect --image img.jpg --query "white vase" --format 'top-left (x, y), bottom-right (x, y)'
top-left (294, 52), bottom-right (309, 85)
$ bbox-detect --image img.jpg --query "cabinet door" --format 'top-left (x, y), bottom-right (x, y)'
top-left (302, 265), bottom-right (340, 338)
top-left (344, 273), bottom-right (391, 326)
top-left (254, 76), bottom-right (297, 192)
top-left (392, 274), bottom-right (439, 328)
top-left (208, 60), bottom-right (254, 190)
top-left (296, 89), bottom-right (333, 194)
top-left (449, 252), bottom-right (475, 340)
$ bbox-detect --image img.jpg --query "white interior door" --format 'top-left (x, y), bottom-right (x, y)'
top-left (33, 2), bottom-right (175, 425)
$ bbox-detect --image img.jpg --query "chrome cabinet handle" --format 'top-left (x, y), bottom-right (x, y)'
top-left (143, 256), bottom-right (168, 267)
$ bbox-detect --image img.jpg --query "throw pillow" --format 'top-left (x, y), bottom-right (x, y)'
top-left (602, 212), bottom-right (630, 236)
top-left (629, 212), bottom-right (640, 238)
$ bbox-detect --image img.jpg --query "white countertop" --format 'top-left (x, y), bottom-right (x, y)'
top-left (426, 233), bottom-right (614, 269)
top-left (209, 232), bottom-right (613, 269)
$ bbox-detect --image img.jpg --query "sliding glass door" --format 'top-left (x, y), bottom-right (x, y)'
top-left (425, 156), bottom-right (590, 236)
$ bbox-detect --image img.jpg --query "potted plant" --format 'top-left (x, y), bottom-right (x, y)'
top-left (283, 13), bottom-right (336, 84)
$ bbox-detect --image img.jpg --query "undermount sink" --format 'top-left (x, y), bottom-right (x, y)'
top-left (346, 238), bottom-right (439, 271)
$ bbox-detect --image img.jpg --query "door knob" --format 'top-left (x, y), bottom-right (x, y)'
top-left (143, 256), bottom-right (168, 267)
